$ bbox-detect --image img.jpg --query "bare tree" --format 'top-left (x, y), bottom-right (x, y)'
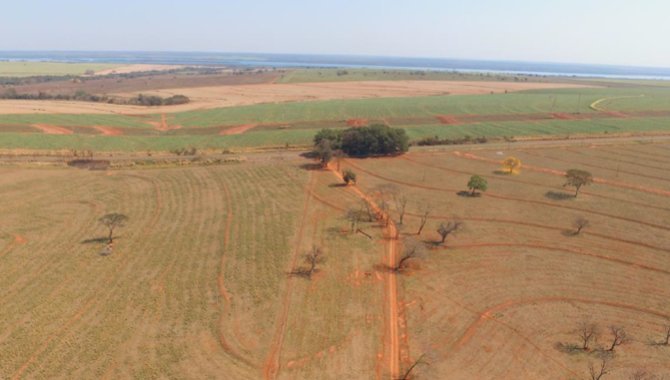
top-left (346, 207), bottom-right (363, 233)
top-left (396, 353), bottom-right (428, 380)
top-left (573, 216), bottom-right (590, 235)
top-left (394, 194), bottom-right (409, 226)
top-left (98, 213), bottom-right (129, 243)
top-left (608, 326), bottom-right (628, 352)
top-left (392, 239), bottom-right (424, 272)
top-left (290, 246), bottom-right (325, 279)
top-left (663, 324), bottom-right (670, 346)
top-left (436, 220), bottom-right (463, 245)
top-left (578, 321), bottom-right (599, 351)
top-left (564, 169), bottom-right (593, 197)
top-left (417, 208), bottom-right (430, 236)
top-left (589, 359), bottom-right (610, 380)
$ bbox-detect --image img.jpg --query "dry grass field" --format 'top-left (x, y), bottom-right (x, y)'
top-left (0, 138), bottom-right (668, 379)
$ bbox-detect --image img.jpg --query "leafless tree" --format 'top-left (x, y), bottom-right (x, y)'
top-left (396, 353), bottom-right (428, 380)
top-left (436, 220), bottom-right (463, 245)
top-left (574, 216), bottom-right (590, 235)
top-left (589, 359), bottom-right (610, 380)
top-left (346, 207), bottom-right (363, 233)
top-left (394, 194), bottom-right (409, 225)
top-left (361, 199), bottom-right (375, 222)
top-left (417, 208), bottom-right (430, 236)
top-left (608, 326), bottom-right (628, 351)
top-left (290, 246), bottom-right (325, 279)
top-left (392, 239), bottom-right (424, 272)
top-left (98, 213), bottom-right (128, 243)
top-left (578, 321), bottom-right (599, 350)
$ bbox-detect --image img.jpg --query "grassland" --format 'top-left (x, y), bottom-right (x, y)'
top-left (0, 62), bottom-right (122, 77)
top-left (1, 139), bottom-right (668, 379)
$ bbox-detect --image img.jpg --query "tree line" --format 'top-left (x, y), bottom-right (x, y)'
top-left (0, 88), bottom-right (190, 106)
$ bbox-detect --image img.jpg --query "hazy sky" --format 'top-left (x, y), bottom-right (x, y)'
top-left (3, 0), bottom-right (670, 67)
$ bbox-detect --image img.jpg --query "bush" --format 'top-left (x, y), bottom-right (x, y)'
top-left (343, 169), bottom-right (357, 185)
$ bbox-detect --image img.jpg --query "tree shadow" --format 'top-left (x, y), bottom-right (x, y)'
top-left (545, 191), bottom-right (574, 201)
top-left (561, 230), bottom-right (579, 237)
top-left (299, 163), bottom-right (324, 171)
top-left (493, 170), bottom-right (513, 175)
top-left (328, 183), bottom-right (347, 188)
top-left (81, 236), bottom-right (114, 244)
top-left (457, 191), bottom-right (481, 198)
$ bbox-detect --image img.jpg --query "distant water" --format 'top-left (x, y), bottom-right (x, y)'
top-left (1, 51), bottom-right (670, 80)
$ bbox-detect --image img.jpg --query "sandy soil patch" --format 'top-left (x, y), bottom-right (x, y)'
top-left (0, 80), bottom-right (595, 115)
top-left (117, 80), bottom-right (595, 110)
top-left (92, 64), bottom-right (182, 76)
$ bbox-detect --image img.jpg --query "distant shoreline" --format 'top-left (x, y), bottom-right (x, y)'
top-left (1, 51), bottom-right (670, 81)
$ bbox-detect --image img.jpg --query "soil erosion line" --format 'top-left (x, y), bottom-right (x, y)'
top-left (328, 165), bottom-right (402, 380)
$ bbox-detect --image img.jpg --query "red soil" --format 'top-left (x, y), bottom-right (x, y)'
top-left (31, 124), bottom-right (73, 135)
top-left (93, 126), bottom-right (124, 136)
top-left (436, 115), bottom-right (460, 125)
top-left (219, 124), bottom-right (257, 136)
top-left (346, 118), bottom-right (369, 127)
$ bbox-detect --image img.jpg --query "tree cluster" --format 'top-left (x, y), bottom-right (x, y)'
top-left (0, 88), bottom-right (190, 107)
top-left (314, 125), bottom-right (409, 157)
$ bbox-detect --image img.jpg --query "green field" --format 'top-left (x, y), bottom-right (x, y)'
top-left (0, 62), bottom-right (122, 77)
top-left (0, 78), bottom-right (669, 152)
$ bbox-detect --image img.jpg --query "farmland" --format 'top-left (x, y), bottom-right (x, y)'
top-left (0, 77), bottom-right (669, 152)
top-left (0, 62), bottom-right (123, 77)
top-left (0, 138), bottom-right (668, 379)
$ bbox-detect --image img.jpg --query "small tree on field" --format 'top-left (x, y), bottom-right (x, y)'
top-left (502, 156), bottom-right (522, 174)
top-left (392, 239), bottom-right (424, 272)
top-left (417, 207), bottom-right (431, 236)
top-left (394, 194), bottom-right (409, 225)
top-left (573, 216), bottom-right (590, 235)
top-left (290, 246), bottom-right (325, 279)
top-left (589, 359), bottom-right (611, 380)
top-left (467, 175), bottom-right (488, 196)
top-left (662, 324), bottom-right (670, 346)
top-left (564, 169), bottom-right (593, 197)
top-left (436, 220), bottom-right (463, 245)
top-left (315, 139), bottom-right (333, 168)
top-left (99, 213), bottom-right (128, 244)
top-left (345, 207), bottom-right (363, 233)
top-left (577, 321), bottom-right (599, 351)
top-left (397, 353), bottom-right (428, 380)
top-left (343, 169), bottom-right (357, 185)
top-left (607, 326), bottom-right (628, 352)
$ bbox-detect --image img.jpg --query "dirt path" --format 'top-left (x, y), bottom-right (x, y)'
top-left (590, 94), bottom-right (645, 111)
top-left (327, 166), bottom-right (402, 379)
top-left (263, 172), bottom-right (315, 380)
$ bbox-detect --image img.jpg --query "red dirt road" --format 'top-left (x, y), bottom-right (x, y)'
top-left (219, 124), bottom-right (257, 136)
top-left (328, 165), bottom-right (403, 380)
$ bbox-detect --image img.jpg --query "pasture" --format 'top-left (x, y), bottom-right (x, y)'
top-left (0, 139), bottom-right (668, 379)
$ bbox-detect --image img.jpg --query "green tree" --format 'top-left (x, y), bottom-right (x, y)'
top-left (343, 169), bottom-right (357, 185)
top-left (315, 139), bottom-right (333, 168)
top-left (467, 175), bottom-right (488, 196)
top-left (99, 213), bottom-right (129, 243)
top-left (564, 169), bottom-right (593, 197)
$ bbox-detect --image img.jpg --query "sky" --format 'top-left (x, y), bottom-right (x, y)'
top-left (2, 0), bottom-right (670, 67)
